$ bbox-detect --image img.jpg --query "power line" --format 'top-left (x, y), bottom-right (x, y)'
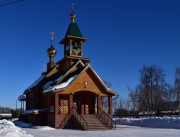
top-left (0, 0), bottom-right (24, 7)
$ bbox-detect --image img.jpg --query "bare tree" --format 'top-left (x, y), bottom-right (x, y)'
top-left (128, 87), bottom-right (140, 112)
top-left (163, 84), bottom-right (176, 111)
top-left (129, 65), bottom-right (168, 113)
top-left (114, 97), bottom-right (130, 117)
top-left (175, 68), bottom-right (180, 110)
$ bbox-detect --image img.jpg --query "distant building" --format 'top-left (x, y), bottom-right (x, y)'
top-left (21, 10), bottom-right (117, 130)
top-left (0, 113), bottom-right (12, 120)
top-left (0, 106), bottom-right (12, 120)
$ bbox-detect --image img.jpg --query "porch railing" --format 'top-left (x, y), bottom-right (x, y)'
top-left (73, 107), bottom-right (88, 130)
top-left (58, 106), bottom-right (88, 130)
top-left (58, 113), bottom-right (70, 129)
top-left (96, 107), bottom-right (116, 129)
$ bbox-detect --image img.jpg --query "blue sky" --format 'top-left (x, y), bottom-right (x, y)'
top-left (0, 0), bottom-right (180, 108)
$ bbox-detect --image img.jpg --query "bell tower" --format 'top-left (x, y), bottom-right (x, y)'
top-left (59, 5), bottom-right (87, 58)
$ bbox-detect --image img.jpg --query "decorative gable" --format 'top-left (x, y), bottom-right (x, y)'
top-left (46, 64), bottom-right (116, 96)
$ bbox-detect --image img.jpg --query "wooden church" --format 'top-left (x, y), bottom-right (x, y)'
top-left (21, 10), bottom-right (117, 130)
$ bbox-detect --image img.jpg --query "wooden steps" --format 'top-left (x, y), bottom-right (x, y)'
top-left (81, 115), bottom-right (107, 131)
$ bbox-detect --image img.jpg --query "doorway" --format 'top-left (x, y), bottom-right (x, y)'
top-left (73, 91), bottom-right (96, 114)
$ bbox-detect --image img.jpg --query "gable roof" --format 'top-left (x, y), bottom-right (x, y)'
top-left (42, 60), bottom-right (85, 92)
top-left (43, 75), bottom-right (77, 93)
top-left (57, 60), bottom-right (85, 84)
top-left (46, 64), bottom-right (60, 77)
top-left (42, 62), bottom-right (117, 96)
top-left (24, 59), bottom-right (117, 96)
top-left (79, 64), bottom-right (117, 95)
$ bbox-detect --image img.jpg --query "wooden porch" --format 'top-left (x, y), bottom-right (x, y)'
top-left (51, 91), bottom-right (116, 130)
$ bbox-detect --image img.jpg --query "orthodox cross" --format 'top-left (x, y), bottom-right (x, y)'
top-left (71, 3), bottom-right (75, 12)
top-left (50, 31), bottom-right (55, 45)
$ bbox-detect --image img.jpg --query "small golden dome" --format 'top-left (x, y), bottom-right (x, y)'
top-left (70, 12), bottom-right (76, 22)
top-left (47, 45), bottom-right (57, 57)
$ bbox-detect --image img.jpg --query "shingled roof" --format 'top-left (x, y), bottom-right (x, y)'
top-left (65, 22), bottom-right (82, 37)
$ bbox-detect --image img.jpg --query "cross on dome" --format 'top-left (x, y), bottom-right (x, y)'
top-left (71, 3), bottom-right (75, 12)
top-left (50, 31), bottom-right (55, 45)
top-left (70, 3), bottom-right (76, 22)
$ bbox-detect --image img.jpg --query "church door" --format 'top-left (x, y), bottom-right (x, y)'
top-left (73, 91), bottom-right (96, 115)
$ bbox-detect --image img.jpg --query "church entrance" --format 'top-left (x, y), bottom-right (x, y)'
top-left (73, 91), bottom-right (96, 115)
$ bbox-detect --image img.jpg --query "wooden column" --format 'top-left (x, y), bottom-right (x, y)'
top-left (26, 97), bottom-right (28, 110)
top-left (22, 101), bottom-right (24, 114)
top-left (20, 101), bottom-right (22, 114)
top-left (47, 95), bottom-right (50, 126)
top-left (108, 96), bottom-right (113, 117)
top-left (69, 93), bottom-right (73, 115)
top-left (54, 93), bottom-right (59, 128)
top-left (55, 93), bottom-right (59, 115)
top-left (97, 95), bottom-right (102, 114)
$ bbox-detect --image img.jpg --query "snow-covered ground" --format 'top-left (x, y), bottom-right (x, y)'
top-left (0, 119), bottom-right (32, 137)
top-left (114, 116), bottom-right (180, 129)
top-left (0, 116), bottom-right (180, 137)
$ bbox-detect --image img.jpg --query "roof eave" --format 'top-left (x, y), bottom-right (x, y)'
top-left (59, 36), bottom-right (87, 44)
top-left (53, 87), bottom-right (67, 93)
top-left (87, 65), bottom-right (117, 96)
top-left (107, 89), bottom-right (118, 96)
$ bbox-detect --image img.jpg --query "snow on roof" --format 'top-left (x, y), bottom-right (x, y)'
top-left (25, 109), bottom-right (47, 114)
top-left (42, 80), bottom-right (55, 91)
top-left (43, 75), bottom-right (77, 93)
top-left (86, 65), bottom-right (109, 88)
top-left (24, 74), bottom-right (45, 94)
top-left (0, 113), bottom-right (12, 117)
top-left (42, 60), bottom-right (83, 92)
top-left (18, 95), bottom-right (26, 101)
top-left (36, 60), bottom-right (85, 94)
top-left (56, 60), bottom-right (84, 82)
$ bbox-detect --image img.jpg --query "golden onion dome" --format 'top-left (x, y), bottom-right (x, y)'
top-left (70, 11), bottom-right (76, 22)
top-left (47, 45), bottom-right (57, 57)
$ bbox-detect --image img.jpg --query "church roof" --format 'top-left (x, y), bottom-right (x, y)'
top-left (65, 22), bottom-right (82, 37)
top-left (60, 23), bottom-right (87, 44)
top-left (42, 60), bottom-right (117, 95)
top-left (23, 60), bottom-right (83, 94)
top-left (24, 59), bottom-right (116, 96)
top-left (42, 60), bottom-right (85, 92)
top-left (24, 73), bottom-right (46, 94)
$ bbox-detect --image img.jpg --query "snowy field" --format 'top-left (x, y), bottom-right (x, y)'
top-left (0, 116), bottom-right (180, 137)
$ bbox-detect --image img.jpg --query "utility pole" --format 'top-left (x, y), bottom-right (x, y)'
top-left (16, 99), bottom-right (17, 110)
top-left (0, 0), bottom-right (24, 7)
